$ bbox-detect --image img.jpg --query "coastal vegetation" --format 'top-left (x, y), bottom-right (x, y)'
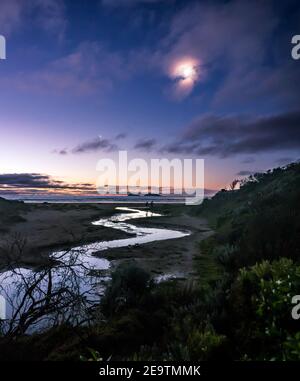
top-left (0, 162), bottom-right (300, 360)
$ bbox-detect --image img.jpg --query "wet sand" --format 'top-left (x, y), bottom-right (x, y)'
top-left (98, 209), bottom-right (213, 278)
top-left (0, 203), bottom-right (129, 267)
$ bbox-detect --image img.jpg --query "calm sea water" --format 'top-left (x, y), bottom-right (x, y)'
top-left (2, 194), bottom-right (190, 204)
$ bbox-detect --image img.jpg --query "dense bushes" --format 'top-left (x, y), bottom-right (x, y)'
top-left (87, 258), bottom-right (300, 360)
top-left (219, 259), bottom-right (300, 360)
top-left (1, 259), bottom-right (299, 360)
top-left (101, 264), bottom-right (152, 316)
top-left (200, 162), bottom-right (300, 270)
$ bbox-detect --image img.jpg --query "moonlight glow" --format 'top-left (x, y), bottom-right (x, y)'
top-left (168, 57), bottom-right (200, 99)
top-left (174, 61), bottom-right (198, 80)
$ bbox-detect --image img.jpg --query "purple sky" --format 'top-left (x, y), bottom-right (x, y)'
top-left (0, 0), bottom-right (299, 196)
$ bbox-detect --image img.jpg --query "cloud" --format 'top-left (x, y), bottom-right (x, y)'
top-left (134, 138), bottom-right (157, 151)
top-left (99, 0), bottom-right (300, 104)
top-left (166, 57), bottom-right (202, 101)
top-left (162, 110), bottom-right (300, 158)
top-left (115, 132), bottom-right (127, 140)
top-left (31, 0), bottom-right (67, 41)
top-left (52, 148), bottom-right (68, 155)
top-left (145, 0), bottom-right (300, 105)
top-left (101, 0), bottom-right (167, 7)
top-left (2, 0), bottom-right (299, 107)
top-left (0, 0), bottom-right (24, 35)
top-left (54, 133), bottom-right (128, 155)
top-left (276, 157), bottom-right (295, 166)
top-left (2, 41), bottom-right (128, 96)
top-left (241, 157), bottom-right (255, 164)
top-left (71, 137), bottom-right (119, 154)
top-left (236, 170), bottom-right (259, 176)
top-left (0, 0), bottom-right (66, 38)
top-left (0, 173), bottom-right (93, 191)
top-left (0, 173), bottom-right (58, 188)
top-left (163, 1), bottom-right (277, 89)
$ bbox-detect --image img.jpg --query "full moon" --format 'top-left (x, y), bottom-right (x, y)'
top-left (168, 57), bottom-right (200, 99)
top-left (178, 63), bottom-right (196, 79)
top-left (171, 58), bottom-right (199, 82)
top-left (170, 58), bottom-right (199, 86)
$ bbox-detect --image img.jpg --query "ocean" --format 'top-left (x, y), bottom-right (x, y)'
top-left (2, 194), bottom-right (190, 204)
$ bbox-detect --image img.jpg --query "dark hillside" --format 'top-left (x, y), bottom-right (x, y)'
top-left (198, 162), bottom-right (300, 269)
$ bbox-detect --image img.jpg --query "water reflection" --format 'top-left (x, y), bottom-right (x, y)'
top-left (0, 207), bottom-right (190, 331)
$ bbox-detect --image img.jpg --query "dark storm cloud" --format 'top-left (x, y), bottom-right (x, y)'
top-left (162, 110), bottom-right (300, 158)
top-left (0, 173), bottom-right (61, 189)
top-left (0, 173), bottom-right (93, 190)
top-left (134, 138), bottom-right (157, 151)
top-left (72, 137), bottom-right (119, 154)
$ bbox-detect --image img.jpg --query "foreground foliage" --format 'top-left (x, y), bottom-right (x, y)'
top-left (0, 162), bottom-right (300, 360)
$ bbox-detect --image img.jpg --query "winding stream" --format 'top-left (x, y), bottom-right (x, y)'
top-left (0, 207), bottom-right (190, 327)
top-left (52, 207), bottom-right (190, 269)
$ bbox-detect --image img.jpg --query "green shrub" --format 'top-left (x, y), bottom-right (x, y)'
top-left (101, 264), bottom-right (152, 316)
top-left (225, 258), bottom-right (300, 360)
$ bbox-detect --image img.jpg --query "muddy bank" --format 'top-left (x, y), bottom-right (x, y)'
top-left (95, 208), bottom-right (213, 278)
top-left (0, 203), bottom-right (130, 267)
top-left (0, 202), bottom-right (212, 280)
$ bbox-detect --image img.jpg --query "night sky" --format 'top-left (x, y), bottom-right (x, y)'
top-left (0, 0), bottom-right (299, 196)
